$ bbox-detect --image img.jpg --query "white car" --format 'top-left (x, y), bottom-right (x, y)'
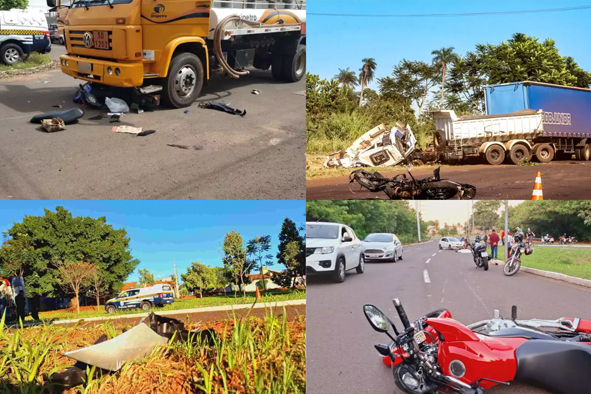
top-left (306, 222), bottom-right (364, 283)
top-left (363, 233), bottom-right (403, 262)
top-left (439, 237), bottom-right (463, 250)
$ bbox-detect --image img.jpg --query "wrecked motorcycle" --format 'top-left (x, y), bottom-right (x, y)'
top-left (350, 167), bottom-right (476, 200)
top-left (364, 298), bottom-right (591, 394)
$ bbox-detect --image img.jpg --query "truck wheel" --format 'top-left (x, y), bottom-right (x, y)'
top-left (271, 54), bottom-right (285, 81)
top-left (582, 144), bottom-right (591, 161)
top-left (1, 43), bottom-right (24, 65)
top-left (485, 145), bottom-right (505, 165)
top-left (575, 147), bottom-right (582, 160)
top-left (534, 143), bottom-right (554, 163)
top-left (282, 45), bottom-right (306, 82)
top-left (161, 53), bottom-right (204, 108)
top-left (509, 144), bottom-right (531, 165)
top-left (433, 130), bottom-right (446, 149)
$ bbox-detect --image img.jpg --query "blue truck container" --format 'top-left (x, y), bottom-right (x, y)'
top-left (485, 81), bottom-right (591, 138)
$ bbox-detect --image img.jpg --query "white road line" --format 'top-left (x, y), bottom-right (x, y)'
top-left (432, 253), bottom-right (437, 257)
top-left (423, 269), bottom-right (431, 284)
top-left (426, 258), bottom-right (431, 264)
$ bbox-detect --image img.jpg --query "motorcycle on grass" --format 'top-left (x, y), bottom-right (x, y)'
top-left (364, 298), bottom-right (591, 394)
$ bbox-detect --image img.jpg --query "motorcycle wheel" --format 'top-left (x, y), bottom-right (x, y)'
top-left (460, 184), bottom-right (477, 200)
top-left (483, 257), bottom-right (489, 271)
top-left (503, 258), bottom-right (521, 276)
top-left (423, 187), bottom-right (457, 200)
top-left (474, 256), bottom-right (482, 268)
top-left (393, 364), bottom-right (437, 394)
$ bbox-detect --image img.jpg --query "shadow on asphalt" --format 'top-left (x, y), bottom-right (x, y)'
top-left (0, 86), bottom-right (75, 114)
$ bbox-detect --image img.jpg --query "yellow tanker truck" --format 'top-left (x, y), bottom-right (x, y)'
top-left (47, 0), bottom-right (306, 108)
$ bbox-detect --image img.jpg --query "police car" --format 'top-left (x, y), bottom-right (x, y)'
top-left (104, 284), bottom-right (175, 313)
top-left (0, 10), bottom-right (51, 65)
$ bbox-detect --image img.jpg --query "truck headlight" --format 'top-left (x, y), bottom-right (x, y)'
top-left (107, 67), bottom-right (113, 75)
top-left (316, 247), bottom-right (334, 254)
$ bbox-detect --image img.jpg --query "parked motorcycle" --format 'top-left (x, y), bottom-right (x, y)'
top-left (349, 167), bottom-right (476, 200)
top-left (559, 236), bottom-right (577, 245)
top-left (470, 238), bottom-right (489, 271)
top-left (541, 235), bottom-right (554, 244)
top-left (504, 235), bottom-right (533, 276)
top-left (363, 298), bottom-right (591, 394)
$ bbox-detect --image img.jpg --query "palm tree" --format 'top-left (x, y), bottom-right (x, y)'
top-left (432, 47), bottom-right (459, 107)
top-left (358, 58), bottom-right (377, 106)
top-left (334, 68), bottom-right (358, 91)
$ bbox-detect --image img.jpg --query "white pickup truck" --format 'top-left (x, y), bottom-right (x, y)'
top-left (431, 109), bottom-right (547, 165)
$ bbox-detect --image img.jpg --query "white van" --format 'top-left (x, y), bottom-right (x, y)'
top-left (0, 10), bottom-right (51, 65)
top-left (104, 284), bottom-right (175, 313)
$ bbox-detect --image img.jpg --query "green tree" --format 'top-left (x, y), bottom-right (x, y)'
top-left (358, 57), bottom-right (377, 106)
top-left (181, 262), bottom-right (218, 298)
top-left (0, 207), bottom-right (139, 299)
top-left (334, 67), bottom-right (358, 91)
top-left (0, 0), bottom-right (29, 10)
top-left (246, 235), bottom-right (274, 291)
top-left (273, 218), bottom-right (305, 288)
top-left (138, 268), bottom-right (155, 287)
top-left (89, 270), bottom-right (107, 311)
top-left (222, 230), bottom-right (252, 297)
top-left (432, 47), bottom-right (460, 108)
top-left (471, 201), bottom-right (502, 231)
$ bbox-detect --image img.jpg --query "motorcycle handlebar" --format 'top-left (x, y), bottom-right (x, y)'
top-left (393, 298), bottom-right (411, 329)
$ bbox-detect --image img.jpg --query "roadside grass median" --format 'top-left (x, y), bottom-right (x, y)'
top-left (0, 309), bottom-right (306, 394)
top-left (0, 53), bottom-right (52, 73)
top-left (520, 247), bottom-right (591, 280)
top-left (37, 289), bottom-right (306, 322)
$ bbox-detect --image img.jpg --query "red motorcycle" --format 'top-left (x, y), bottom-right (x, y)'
top-left (364, 299), bottom-right (591, 394)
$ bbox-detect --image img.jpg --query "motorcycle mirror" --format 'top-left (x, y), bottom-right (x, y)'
top-left (363, 304), bottom-right (391, 333)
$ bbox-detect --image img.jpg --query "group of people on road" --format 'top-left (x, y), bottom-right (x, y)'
top-left (459, 226), bottom-right (535, 260)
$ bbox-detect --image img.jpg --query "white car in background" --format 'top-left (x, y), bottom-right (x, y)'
top-left (363, 233), bottom-right (403, 262)
top-left (439, 237), bottom-right (463, 250)
top-left (306, 222), bottom-right (365, 283)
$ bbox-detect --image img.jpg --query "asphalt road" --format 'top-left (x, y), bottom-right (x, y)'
top-left (0, 45), bottom-right (305, 199)
top-left (307, 240), bottom-right (591, 394)
top-left (306, 161), bottom-right (591, 200)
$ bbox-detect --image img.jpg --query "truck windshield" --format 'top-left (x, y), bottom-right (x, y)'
top-left (71, 0), bottom-right (132, 8)
top-left (306, 224), bottom-right (339, 239)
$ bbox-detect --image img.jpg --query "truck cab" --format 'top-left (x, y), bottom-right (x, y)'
top-left (48, 0), bottom-right (306, 108)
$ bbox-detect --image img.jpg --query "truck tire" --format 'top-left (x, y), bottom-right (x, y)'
top-left (433, 130), bottom-right (446, 149)
top-left (281, 44), bottom-right (306, 82)
top-left (575, 147), bottom-right (582, 160)
top-left (534, 143), bottom-right (554, 163)
top-left (509, 144), bottom-right (531, 165)
top-left (271, 54), bottom-right (285, 81)
top-left (1, 43), bottom-right (24, 65)
top-left (161, 53), bottom-right (204, 108)
top-left (582, 144), bottom-right (591, 161)
top-left (485, 145), bottom-right (505, 165)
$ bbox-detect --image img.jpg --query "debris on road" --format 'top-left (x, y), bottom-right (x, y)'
top-left (324, 122), bottom-right (416, 168)
top-left (41, 118), bottom-right (65, 132)
top-left (167, 144), bottom-right (203, 150)
top-left (52, 104), bottom-right (62, 108)
top-left (112, 125), bottom-right (142, 135)
top-left (88, 114), bottom-right (104, 120)
top-left (106, 97), bottom-right (130, 113)
top-left (184, 110), bottom-right (189, 114)
top-left (30, 108), bottom-right (84, 125)
top-left (109, 113), bottom-right (122, 123)
top-left (252, 89), bottom-right (261, 95)
top-left (199, 101), bottom-right (246, 116)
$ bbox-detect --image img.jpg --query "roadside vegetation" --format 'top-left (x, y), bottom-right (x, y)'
top-left (307, 33), bottom-right (591, 174)
top-left (0, 310), bottom-right (306, 394)
top-left (0, 53), bottom-right (51, 73)
top-left (521, 247), bottom-right (591, 280)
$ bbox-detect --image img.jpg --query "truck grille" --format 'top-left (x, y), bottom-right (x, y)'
top-left (69, 30), bottom-right (113, 50)
top-left (364, 249), bottom-right (384, 254)
top-left (306, 248), bottom-right (315, 257)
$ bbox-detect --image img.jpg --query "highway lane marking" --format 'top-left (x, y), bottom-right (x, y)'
top-left (432, 253), bottom-right (437, 257)
top-left (426, 258), bottom-right (431, 264)
top-left (423, 269), bottom-right (431, 284)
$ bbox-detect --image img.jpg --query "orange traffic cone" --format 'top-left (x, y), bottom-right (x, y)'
top-left (531, 171), bottom-right (543, 200)
top-left (255, 287), bottom-right (261, 300)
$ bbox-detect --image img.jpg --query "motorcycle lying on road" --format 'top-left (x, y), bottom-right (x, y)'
top-left (349, 167), bottom-right (477, 200)
top-left (504, 239), bottom-right (533, 276)
top-left (364, 298), bottom-right (591, 394)
top-left (470, 239), bottom-right (489, 271)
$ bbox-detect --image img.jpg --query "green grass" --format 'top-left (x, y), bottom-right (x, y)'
top-left (0, 53), bottom-right (52, 73)
top-left (520, 246), bottom-right (591, 280)
top-left (37, 289), bottom-right (306, 322)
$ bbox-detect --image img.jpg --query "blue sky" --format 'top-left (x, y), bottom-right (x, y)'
top-left (309, 1), bottom-right (591, 90)
top-left (0, 201), bottom-right (304, 283)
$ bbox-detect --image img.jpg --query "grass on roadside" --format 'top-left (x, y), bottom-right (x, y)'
top-left (0, 53), bottom-right (52, 73)
top-left (0, 309), bottom-right (306, 394)
top-left (520, 246), bottom-right (591, 280)
top-left (37, 289), bottom-right (306, 322)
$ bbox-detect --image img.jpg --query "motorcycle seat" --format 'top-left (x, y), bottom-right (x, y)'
top-left (30, 108), bottom-right (85, 125)
top-left (514, 340), bottom-right (591, 394)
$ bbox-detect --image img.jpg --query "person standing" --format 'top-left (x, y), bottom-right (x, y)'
top-left (507, 231), bottom-right (513, 259)
top-left (15, 290), bottom-right (26, 324)
top-left (489, 229), bottom-right (500, 263)
top-left (501, 230), bottom-right (505, 246)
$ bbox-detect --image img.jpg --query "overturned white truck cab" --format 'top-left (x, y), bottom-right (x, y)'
top-left (324, 123), bottom-right (417, 168)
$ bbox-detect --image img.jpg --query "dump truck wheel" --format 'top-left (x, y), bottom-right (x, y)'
top-left (509, 144), bottom-right (531, 165)
top-left (575, 147), bottom-right (582, 160)
top-left (161, 53), bottom-right (204, 108)
top-left (433, 130), bottom-right (446, 149)
top-left (485, 145), bottom-right (505, 165)
top-left (1, 43), bottom-right (23, 65)
top-left (271, 54), bottom-right (285, 81)
top-left (534, 143), bottom-right (554, 163)
top-left (582, 144), bottom-right (591, 161)
top-left (282, 45), bottom-right (306, 82)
